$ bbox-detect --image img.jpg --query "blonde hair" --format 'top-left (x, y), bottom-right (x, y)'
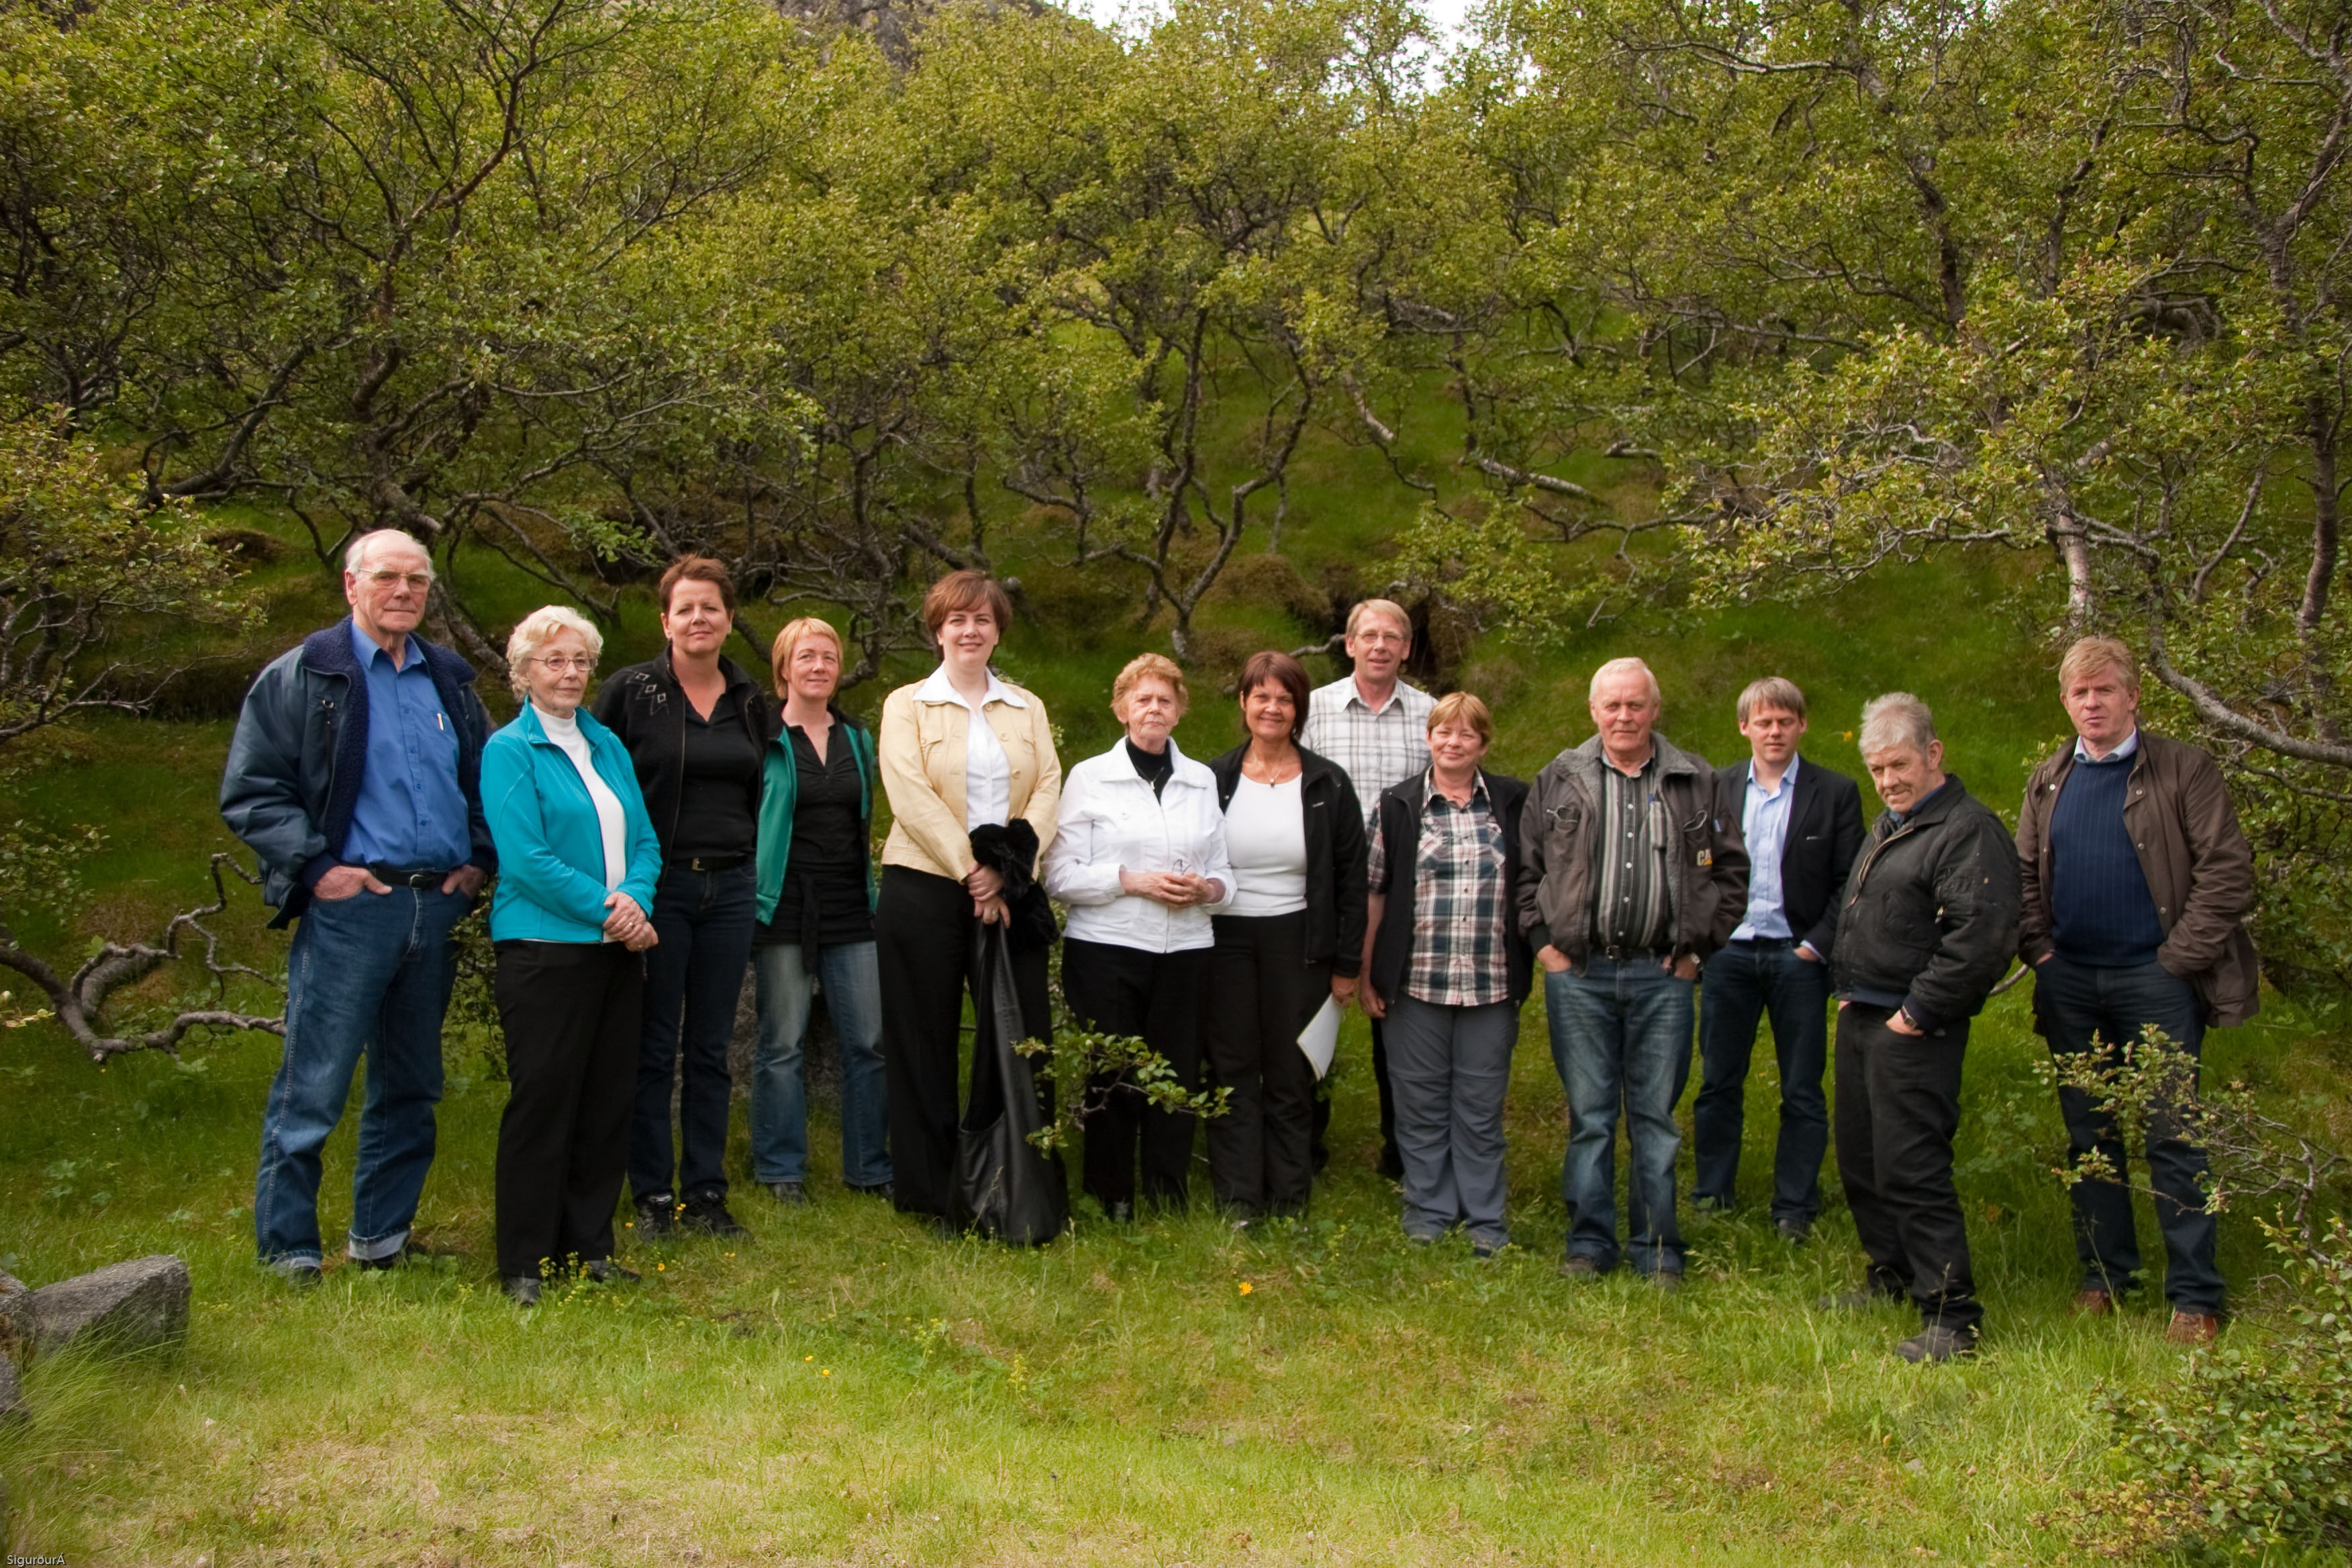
top-left (505, 606), bottom-right (603, 699)
top-left (1858, 692), bottom-right (1937, 756)
top-left (1346, 598), bottom-right (1412, 640)
top-left (2058, 636), bottom-right (2140, 695)
top-left (1737, 675), bottom-right (1807, 724)
top-left (1111, 652), bottom-right (1189, 716)
top-left (1589, 656), bottom-right (1661, 705)
top-left (770, 617), bottom-right (844, 696)
top-left (1427, 690), bottom-right (1494, 746)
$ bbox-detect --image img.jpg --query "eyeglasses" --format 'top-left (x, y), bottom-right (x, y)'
top-left (532, 655), bottom-right (595, 674)
top-left (360, 569), bottom-right (434, 593)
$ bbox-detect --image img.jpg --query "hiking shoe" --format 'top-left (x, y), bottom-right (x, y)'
top-left (846, 1181), bottom-right (894, 1200)
top-left (679, 1191), bottom-right (749, 1239)
top-left (1648, 1268), bottom-right (1685, 1293)
top-left (1895, 1325), bottom-right (1977, 1364)
top-left (582, 1259), bottom-right (640, 1284)
top-left (766, 1180), bottom-right (808, 1207)
top-left (2072, 1287), bottom-right (2115, 1318)
top-left (1471, 1235), bottom-right (1507, 1259)
top-left (2167, 1310), bottom-right (2222, 1346)
top-left (1775, 1218), bottom-right (1812, 1242)
top-left (1558, 1255), bottom-right (1605, 1279)
top-left (274, 1260), bottom-right (324, 1289)
top-left (633, 1192), bottom-right (678, 1240)
top-left (503, 1276), bottom-right (542, 1308)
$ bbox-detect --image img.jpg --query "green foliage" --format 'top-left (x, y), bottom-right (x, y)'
top-left (1017, 1014), bottom-right (1230, 1157)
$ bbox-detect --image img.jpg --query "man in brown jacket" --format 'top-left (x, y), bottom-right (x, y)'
top-left (2018, 637), bottom-right (2258, 1345)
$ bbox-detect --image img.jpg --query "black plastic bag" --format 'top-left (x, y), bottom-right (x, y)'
top-left (954, 919), bottom-right (1068, 1245)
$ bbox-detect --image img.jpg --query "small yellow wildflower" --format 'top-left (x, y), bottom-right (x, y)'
top-left (1238, 1281), bottom-right (1253, 1295)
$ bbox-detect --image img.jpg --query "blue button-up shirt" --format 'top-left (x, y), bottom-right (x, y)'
top-left (1730, 755), bottom-right (1799, 942)
top-left (340, 620), bottom-right (471, 871)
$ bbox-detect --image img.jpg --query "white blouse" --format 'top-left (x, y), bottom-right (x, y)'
top-left (916, 664), bottom-right (1017, 828)
top-left (1223, 774), bottom-right (1309, 917)
top-left (536, 704), bottom-right (626, 912)
top-left (1042, 739), bottom-right (1234, 954)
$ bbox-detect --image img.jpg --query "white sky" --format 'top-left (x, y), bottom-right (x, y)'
top-left (1057, 0), bottom-right (1482, 52)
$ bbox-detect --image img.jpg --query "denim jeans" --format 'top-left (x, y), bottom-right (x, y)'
top-left (1693, 938), bottom-right (1831, 1224)
top-left (630, 861), bottom-right (756, 1203)
top-left (254, 885), bottom-right (469, 1269)
top-left (750, 940), bottom-right (890, 1188)
top-left (2035, 954), bottom-right (2223, 1313)
top-left (1546, 957), bottom-right (1693, 1273)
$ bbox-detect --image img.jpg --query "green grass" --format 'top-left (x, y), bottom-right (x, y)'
top-left (3, 497), bottom-right (2345, 1563)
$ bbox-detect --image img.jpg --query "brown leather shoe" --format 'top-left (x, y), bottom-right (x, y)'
top-left (2071, 1287), bottom-right (2114, 1318)
top-left (2166, 1310), bottom-right (2221, 1346)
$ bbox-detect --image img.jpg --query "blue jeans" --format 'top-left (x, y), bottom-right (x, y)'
top-left (254, 885), bottom-right (469, 1269)
top-left (1693, 938), bottom-right (1830, 1224)
top-left (2036, 954), bottom-right (2223, 1313)
top-left (630, 861), bottom-right (757, 1203)
top-left (750, 940), bottom-right (891, 1187)
top-left (1547, 957), bottom-right (1693, 1273)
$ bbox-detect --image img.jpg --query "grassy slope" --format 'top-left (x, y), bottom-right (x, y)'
top-left (3, 444), bottom-right (2348, 1565)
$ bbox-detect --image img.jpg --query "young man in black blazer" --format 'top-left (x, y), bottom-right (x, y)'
top-left (1692, 677), bottom-right (1865, 1238)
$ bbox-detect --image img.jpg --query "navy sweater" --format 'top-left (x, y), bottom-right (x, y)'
top-left (2049, 754), bottom-right (2166, 967)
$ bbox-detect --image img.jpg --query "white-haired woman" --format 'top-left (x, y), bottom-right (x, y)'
top-left (480, 606), bottom-right (663, 1306)
top-left (1042, 652), bottom-right (1233, 1219)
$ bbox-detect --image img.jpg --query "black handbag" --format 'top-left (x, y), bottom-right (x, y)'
top-left (953, 920), bottom-right (1069, 1245)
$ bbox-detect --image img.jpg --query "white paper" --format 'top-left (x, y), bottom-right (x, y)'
top-left (1296, 997), bottom-right (1342, 1081)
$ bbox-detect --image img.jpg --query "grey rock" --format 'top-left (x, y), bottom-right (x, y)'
top-left (0, 1352), bottom-right (20, 1423)
top-left (13, 1255), bottom-right (190, 1359)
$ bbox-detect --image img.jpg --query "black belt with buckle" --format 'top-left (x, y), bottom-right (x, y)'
top-left (1596, 943), bottom-right (1672, 964)
top-left (368, 863), bottom-right (452, 889)
top-left (683, 854), bottom-right (748, 873)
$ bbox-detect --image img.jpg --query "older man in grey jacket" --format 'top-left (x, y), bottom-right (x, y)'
top-left (1519, 657), bottom-right (1747, 1287)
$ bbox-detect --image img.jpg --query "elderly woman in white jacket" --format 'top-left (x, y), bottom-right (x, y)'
top-left (1044, 652), bottom-right (1234, 1221)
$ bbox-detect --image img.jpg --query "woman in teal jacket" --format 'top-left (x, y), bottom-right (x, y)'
top-left (481, 605), bottom-right (662, 1305)
top-left (750, 617), bottom-right (887, 1206)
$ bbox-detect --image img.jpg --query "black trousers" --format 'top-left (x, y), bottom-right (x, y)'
top-left (1206, 913), bottom-right (1326, 1214)
top-left (1064, 937), bottom-right (1209, 1211)
top-left (877, 866), bottom-right (1051, 1220)
top-left (493, 940), bottom-right (642, 1279)
top-left (1833, 1003), bottom-right (1979, 1334)
top-left (1311, 1016), bottom-right (1399, 1171)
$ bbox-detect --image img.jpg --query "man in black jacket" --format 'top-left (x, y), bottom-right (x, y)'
top-left (1829, 693), bottom-right (2021, 1363)
top-left (1693, 677), bottom-right (1864, 1240)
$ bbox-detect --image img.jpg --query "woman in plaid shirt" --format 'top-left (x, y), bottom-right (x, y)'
top-left (1359, 693), bottom-right (1533, 1257)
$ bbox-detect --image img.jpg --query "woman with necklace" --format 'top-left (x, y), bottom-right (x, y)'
top-left (1204, 651), bottom-right (1367, 1221)
top-left (592, 556), bottom-right (770, 1242)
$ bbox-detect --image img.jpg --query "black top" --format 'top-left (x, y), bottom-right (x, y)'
top-left (756, 723), bottom-right (874, 948)
top-left (1826, 773), bottom-right (2023, 1030)
top-left (589, 648), bottom-right (771, 858)
top-left (673, 687), bottom-right (762, 860)
top-left (1126, 738), bottom-right (1173, 799)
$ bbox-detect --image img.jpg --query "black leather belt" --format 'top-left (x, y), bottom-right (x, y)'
top-left (681, 854), bottom-right (748, 873)
top-left (1596, 944), bottom-right (1673, 963)
top-left (367, 863), bottom-right (452, 888)
top-left (1730, 936), bottom-right (1798, 948)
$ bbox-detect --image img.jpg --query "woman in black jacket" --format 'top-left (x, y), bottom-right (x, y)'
top-left (589, 556), bottom-right (770, 1241)
top-left (1360, 692), bottom-right (1530, 1257)
top-left (1204, 650), bottom-right (1367, 1219)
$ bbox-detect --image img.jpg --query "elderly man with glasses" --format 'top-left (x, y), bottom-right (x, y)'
top-left (222, 528), bottom-right (495, 1285)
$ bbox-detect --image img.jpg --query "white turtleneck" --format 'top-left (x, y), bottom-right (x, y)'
top-left (536, 702), bottom-right (626, 902)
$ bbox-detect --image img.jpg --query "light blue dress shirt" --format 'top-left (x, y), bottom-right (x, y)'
top-left (341, 620), bottom-right (472, 871)
top-left (1729, 754), bottom-right (1800, 942)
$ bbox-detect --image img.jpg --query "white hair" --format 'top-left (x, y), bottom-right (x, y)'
top-left (1858, 692), bottom-right (1938, 756)
top-left (345, 528), bottom-right (432, 575)
top-left (1588, 656), bottom-right (1661, 705)
top-left (505, 605), bottom-right (604, 699)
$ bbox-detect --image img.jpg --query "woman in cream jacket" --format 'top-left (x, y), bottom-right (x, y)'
top-left (875, 569), bottom-right (1062, 1231)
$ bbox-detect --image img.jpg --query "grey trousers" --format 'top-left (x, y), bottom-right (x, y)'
top-left (1384, 994), bottom-right (1519, 1246)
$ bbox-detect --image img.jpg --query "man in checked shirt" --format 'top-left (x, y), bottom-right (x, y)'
top-left (1518, 658), bottom-right (1747, 1288)
top-left (1302, 598), bottom-right (1436, 1178)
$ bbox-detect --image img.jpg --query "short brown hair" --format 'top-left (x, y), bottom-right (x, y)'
top-left (1737, 676), bottom-right (1808, 724)
top-left (1427, 690), bottom-right (1494, 746)
top-left (921, 569), bottom-right (1014, 640)
top-left (1236, 650), bottom-right (1311, 742)
top-left (769, 616), bottom-right (844, 696)
top-left (1112, 652), bottom-right (1188, 715)
top-left (658, 555), bottom-right (736, 616)
top-left (2058, 636), bottom-right (2140, 695)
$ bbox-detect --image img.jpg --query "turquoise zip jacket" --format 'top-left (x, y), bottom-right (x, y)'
top-left (482, 703), bottom-right (663, 943)
top-left (756, 703), bottom-right (877, 926)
